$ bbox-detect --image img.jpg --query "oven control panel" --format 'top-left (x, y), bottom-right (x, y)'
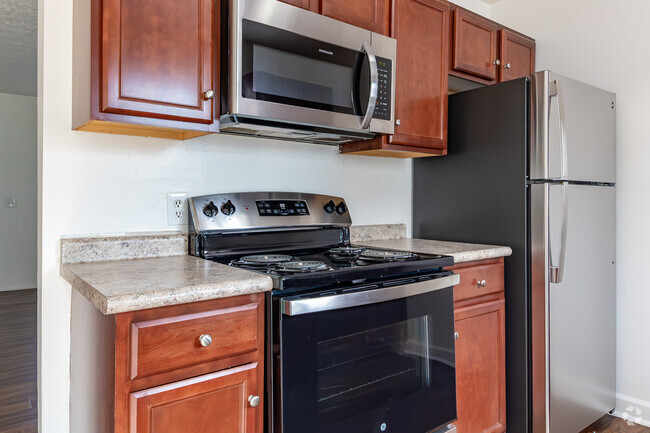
top-left (189, 192), bottom-right (351, 233)
top-left (373, 57), bottom-right (392, 121)
top-left (256, 200), bottom-right (310, 216)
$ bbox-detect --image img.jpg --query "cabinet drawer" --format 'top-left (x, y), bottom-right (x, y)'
top-left (130, 302), bottom-right (260, 380)
top-left (453, 262), bottom-right (504, 302)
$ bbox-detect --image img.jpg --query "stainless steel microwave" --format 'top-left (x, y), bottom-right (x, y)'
top-left (220, 0), bottom-right (397, 144)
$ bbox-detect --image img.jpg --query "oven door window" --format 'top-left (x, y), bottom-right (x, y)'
top-left (241, 19), bottom-right (370, 116)
top-left (278, 288), bottom-right (456, 433)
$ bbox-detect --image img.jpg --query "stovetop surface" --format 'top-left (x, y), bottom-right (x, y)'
top-left (209, 244), bottom-right (454, 296)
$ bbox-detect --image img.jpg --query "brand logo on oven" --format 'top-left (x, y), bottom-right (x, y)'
top-left (319, 48), bottom-right (334, 55)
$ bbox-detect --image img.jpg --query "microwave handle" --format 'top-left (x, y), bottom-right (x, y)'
top-left (360, 41), bottom-right (379, 129)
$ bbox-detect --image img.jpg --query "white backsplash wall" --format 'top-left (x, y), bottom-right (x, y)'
top-left (490, 0), bottom-right (650, 426)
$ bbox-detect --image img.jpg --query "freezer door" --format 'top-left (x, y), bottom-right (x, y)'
top-left (530, 71), bottom-right (616, 183)
top-left (530, 183), bottom-right (616, 433)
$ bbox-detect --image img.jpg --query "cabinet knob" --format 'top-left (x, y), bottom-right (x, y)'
top-left (505, 63), bottom-right (512, 69)
top-left (248, 395), bottom-right (261, 408)
top-left (454, 332), bottom-right (460, 340)
top-left (493, 59), bottom-right (501, 66)
top-left (476, 280), bottom-right (487, 288)
top-left (198, 334), bottom-right (212, 347)
top-left (203, 89), bottom-right (215, 100)
top-left (396, 119), bottom-right (401, 126)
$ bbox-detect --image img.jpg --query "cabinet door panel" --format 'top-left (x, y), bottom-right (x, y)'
top-left (131, 363), bottom-right (261, 433)
top-left (452, 9), bottom-right (498, 81)
top-left (321, 0), bottom-right (389, 34)
top-left (390, 0), bottom-right (450, 149)
top-left (102, 0), bottom-right (215, 123)
top-left (455, 299), bottom-right (506, 433)
top-left (500, 29), bottom-right (535, 82)
top-left (278, 0), bottom-right (319, 12)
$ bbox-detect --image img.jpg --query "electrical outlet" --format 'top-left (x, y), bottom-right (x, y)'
top-left (3, 197), bottom-right (17, 208)
top-left (167, 193), bottom-right (188, 225)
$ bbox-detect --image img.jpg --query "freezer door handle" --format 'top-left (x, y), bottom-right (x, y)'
top-left (550, 181), bottom-right (569, 283)
top-left (549, 79), bottom-right (569, 181)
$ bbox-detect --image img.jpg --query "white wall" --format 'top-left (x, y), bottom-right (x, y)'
top-left (38, 0), bottom-right (492, 432)
top-left (0, 93), bottom-right (37, 292)
top-left (490, 0), bottom-right (650, 426)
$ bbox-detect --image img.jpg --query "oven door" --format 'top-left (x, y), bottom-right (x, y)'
top-left (229, 0), bottom-right (395, 135)
top-left (276, 275), bottom-right (459, 433)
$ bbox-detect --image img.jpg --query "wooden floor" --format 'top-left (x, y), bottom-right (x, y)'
top-left (0, 289), bottom-right (37, 433)
top-left (581, 414), bottom-right (650, 433)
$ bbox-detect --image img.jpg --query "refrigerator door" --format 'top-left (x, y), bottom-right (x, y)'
top-left (530, 71), bottom-right (616, 183)
top-left (530, 183), bottom-right (616, 433)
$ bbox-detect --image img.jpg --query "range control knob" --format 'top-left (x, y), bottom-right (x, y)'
top-left (324, 200), bottom-right (335, 214)
top-left (335, 201), bottom-right (348, 215)
top-left (203, 201), bottom-right (218, 218)
top-left (221, 200), bottom-right (236, 216)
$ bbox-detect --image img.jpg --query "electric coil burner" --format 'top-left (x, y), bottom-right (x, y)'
top-left (188, 192), bottom-right (460, 433)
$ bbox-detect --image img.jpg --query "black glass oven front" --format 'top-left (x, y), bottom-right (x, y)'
top-left (275, 287), bottom-right (457, 433)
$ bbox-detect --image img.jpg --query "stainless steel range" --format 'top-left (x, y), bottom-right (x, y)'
top-left (188, 192), bottom-right (459, 433)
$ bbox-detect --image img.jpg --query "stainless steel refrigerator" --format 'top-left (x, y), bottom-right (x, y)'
top-left (413, 70), bottom-right (616, 433)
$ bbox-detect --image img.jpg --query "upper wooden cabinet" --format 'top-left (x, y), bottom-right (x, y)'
top-left (452, 9), bottom-right (499, 82)
top-left (321, 0), bottom-right (390, 35)
top-left (450, 6), bottom-right (535, 85)
top-left (74, 0), bottom-right (220, 140)
top-left (340, 0), bottom-right (450, 158)
top-left (500, 29), bottom-right (536, 82)
top-left (278, 0), bottom-right (319, 12)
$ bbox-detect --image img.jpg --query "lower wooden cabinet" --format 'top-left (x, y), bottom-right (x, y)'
top-left (114, 294), bottom-right (265, 433)
top-left (449, 258), bottom-right (506, 433)
top-left (130, 363), bottom-right (260, 433)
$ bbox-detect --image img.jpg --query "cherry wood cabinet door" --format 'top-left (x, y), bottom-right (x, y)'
top-left (499, 29), bottom-right (535, 82)
top-left (101, 0), bottom-right (216, 123)
top-left (452, 9), bottom-right (499, 82)
top-left (278, 0), bottom-right (319, 12)
top-left (130, 363), bottom-right (262, 433)
top-left (390, 0), bottom-right (450, 150)
top-left (321, 0), bottom-right (390, 34)
top-left (454, 299), bottom-right (506, 433)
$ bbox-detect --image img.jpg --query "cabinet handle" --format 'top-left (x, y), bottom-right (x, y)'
top-left (198, 334), bottom-right (212, 347)
top-left (493, 59), bottom-right (501, 66)
top-left (505, 63), bottom-right (512, 69)
top-left (476, 280), bottom-right (487, 288)
top-left (454, 332), bottom-right (460, 340)
top-left (248, 395), bottom-right (261, 408)
top-left (203, 89), bottom-right (215, 100)
top-left (396, 119), bottom-right (401, 126)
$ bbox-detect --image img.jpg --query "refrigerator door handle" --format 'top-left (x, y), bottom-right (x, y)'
top-left (550, 181), bottom-right (569, 283)
top-left (549, 79), bottom-right (569, 180)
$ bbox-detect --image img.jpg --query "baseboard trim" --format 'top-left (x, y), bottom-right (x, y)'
top-left (615, 393), bottom-right (650, 427)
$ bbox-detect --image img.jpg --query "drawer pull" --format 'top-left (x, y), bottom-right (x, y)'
top-left (476, 280), bottom-right (487, 288)
top-left (248, 395), bottom-right (261, 408)
top-left (198, 334), bottom-right (212, 347)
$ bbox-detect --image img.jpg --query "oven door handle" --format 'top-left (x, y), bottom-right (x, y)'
top-left (281, 274), bottom-right (460, 316)
top-left (360, 41), bottom-right (379, 130)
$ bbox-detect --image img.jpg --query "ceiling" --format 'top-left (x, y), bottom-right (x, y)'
top-left (0, 0), bottom-right (37, 96)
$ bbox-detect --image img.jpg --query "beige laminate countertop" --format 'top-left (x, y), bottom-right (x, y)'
top-left (61, 255), bottom-right (273, 315)
top-left (359, 238), bottom-right (512, 263)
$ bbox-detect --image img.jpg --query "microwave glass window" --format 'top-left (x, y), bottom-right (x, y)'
top-left (253, 45), bottom-right (354, 109)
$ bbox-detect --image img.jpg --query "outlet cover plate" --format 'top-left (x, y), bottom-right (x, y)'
top-left (167, 193), bottom-right (188, 225)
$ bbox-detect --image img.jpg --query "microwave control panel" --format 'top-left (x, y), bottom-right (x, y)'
top-left (373, 57), bottom-right (392, 121)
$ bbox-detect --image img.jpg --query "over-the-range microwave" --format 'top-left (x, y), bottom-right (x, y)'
top-left (220, 0), bottom-right (397, 144)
